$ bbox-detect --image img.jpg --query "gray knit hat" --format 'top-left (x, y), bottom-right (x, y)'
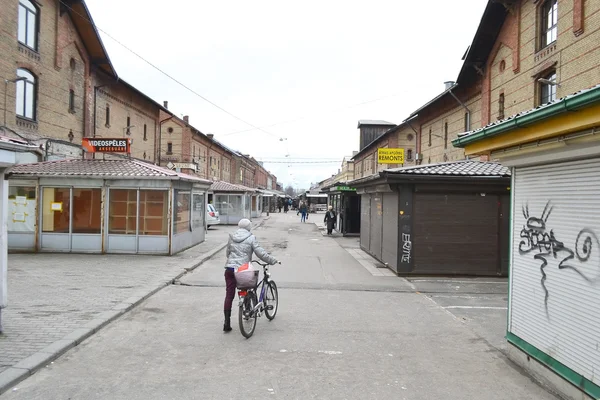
top-left (238, 219), bottom-right (252, 231)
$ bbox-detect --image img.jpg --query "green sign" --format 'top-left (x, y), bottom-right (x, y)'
top-left (335, 186), bottom-right (356, 191)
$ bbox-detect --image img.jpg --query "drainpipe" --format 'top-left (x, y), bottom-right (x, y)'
top-left (448, 85), bottom-right (471, 132)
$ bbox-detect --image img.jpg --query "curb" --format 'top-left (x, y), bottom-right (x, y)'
top-left (0, 234), bottom-right (236, 394)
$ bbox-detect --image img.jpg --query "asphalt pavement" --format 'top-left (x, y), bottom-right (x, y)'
top-left (0, 213), bottom-right (558, 399)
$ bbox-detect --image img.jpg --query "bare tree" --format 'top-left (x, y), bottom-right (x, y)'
top-left (285, 185), bottom-right (295, 197)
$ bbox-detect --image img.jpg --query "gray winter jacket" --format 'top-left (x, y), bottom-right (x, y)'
top-left (225, 228), bottom-right (278, 270)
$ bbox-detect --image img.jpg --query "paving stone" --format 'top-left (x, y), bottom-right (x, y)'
top-left (0, 223), bottom-right (239, 394)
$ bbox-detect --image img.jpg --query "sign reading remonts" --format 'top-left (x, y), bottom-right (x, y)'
top-left (377, 148), bottom-right (404, 164)
top-left (82, 138), bottom-right (131, 153)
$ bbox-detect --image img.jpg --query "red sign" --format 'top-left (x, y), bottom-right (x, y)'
top-left (82, 138), bottom-right (131, 153)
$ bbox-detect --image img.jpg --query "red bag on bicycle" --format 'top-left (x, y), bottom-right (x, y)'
top-left (235, 263), bottom-right (259, 289)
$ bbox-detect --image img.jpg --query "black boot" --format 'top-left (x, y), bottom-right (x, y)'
top-left (223, 310), bottom-right (232, 332)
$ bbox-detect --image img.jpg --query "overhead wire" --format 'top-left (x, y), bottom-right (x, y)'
top-left (58, 0), bottom-right (282, 140)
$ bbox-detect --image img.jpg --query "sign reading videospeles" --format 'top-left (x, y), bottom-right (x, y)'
top-left (377, 148), bottom-right (404, 164)
top-left (82, 138), bottom-right (131, 153)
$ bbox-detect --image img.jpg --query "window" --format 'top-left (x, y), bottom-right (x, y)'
top-left (8, 185), bottom-right (36, 233)
top-left (139, 190), bottom-right (168, 235)
top-left (193, 146), bottom-right (196, 158)
top-left (498, 93), bottom-right (505, 120)
top-left (541, 0), bottom-right (558, 48)
top-left (105, 105), bottom-right (110, 127)
top-left (109, 189), bottom-right (137, 235)
top-left (167, 142), bottom-right (173, 154)
top-left (444, 122), bottom-right (448, 149)
top-left (69, 89), bottom-right (75, 113)
top-left (428, 128), bottom-right (432, 147)
top-left (18, 0), bottom-right (38, 50)
top-left (174, 190), bottom-right (191, 234)
top-left (72, 188), bottom-right (101, 234)
top-left (192, 193), bottom-right (204, 230)
top-left (15, 68), bottom-right (36, 120)
top-left (126, 116), bottom-right (131, 135)
top-left (42, 188), bottom-right (70, 233)
top-left (143, 124), bottom-right (147, 141)
top-left (240, 168), bottom-right (243, 182)
top-left (464, 112), bottom-right (469, 132)
top-left (540, 72), bottom-right (557, 104)
top-left (407, 149), bottom-right (413, 160)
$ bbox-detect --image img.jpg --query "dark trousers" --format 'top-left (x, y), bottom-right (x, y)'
top-left (224, 268), bottom-right (236, 311)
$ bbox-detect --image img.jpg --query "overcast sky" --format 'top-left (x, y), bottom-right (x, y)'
top-left (86, 0), bottom-right (487, 189)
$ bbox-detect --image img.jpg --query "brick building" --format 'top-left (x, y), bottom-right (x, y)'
top-left (0, 0), bottom-right (170, 162)
top-left (157, 114), bottom-right (234, 182)
top-left (352, 0), bottom-right (600, 174)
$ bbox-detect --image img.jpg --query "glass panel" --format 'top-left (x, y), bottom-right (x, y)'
top-left (109, 189), bottom-right (137, 235)
top-left (139, 190), bottom-right (168, 236)
top-left (15, 80), bottom-right (25, 117)
top-left (21, 0), bottom-right (36, 12)
top-left (25, 81), bottom-right (34, 119)
top-left (214, 195), bottom-right (229, 215)
top-left (229, 195), bottom-right (243, 217)
top-left (42, 187), bottom-right (70, 233)
top-left (72, 188), bottom-right (101, 234)
top-left (26, 9), bottom-right (36, 49)
top-left (18, 4), bottom-right (27, 44)
top-left (174, 190), bottom-right (191, 234)
top-left (192, 193), bottom-right (204, 229)
top-left (8, 185), bottom-right (36, 232)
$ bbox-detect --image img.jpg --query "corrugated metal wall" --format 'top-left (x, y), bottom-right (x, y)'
top-left (510, 158), bottom-right (600, 388)
top-left (382, 193), bottom-right (399, 272)
top-left (360, 194), bottom-right (371, 251)
top-left (370, 194), bottom-right (383, 260)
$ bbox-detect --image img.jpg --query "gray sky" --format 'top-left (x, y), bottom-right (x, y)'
top-left (86, 0), bottom-right (487, 189)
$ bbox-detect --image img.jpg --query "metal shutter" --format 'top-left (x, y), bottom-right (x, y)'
top-left (510, 157), bottom-right (600, 387)
top-left (413, 192), bottom-right (500, 275)
top-left (360, 194), bottom-right (371, 251)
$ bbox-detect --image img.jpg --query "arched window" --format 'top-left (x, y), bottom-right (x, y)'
top-left (18, 0), bottom-right (38, 50)
top-left (407, 149), bottom-right (413, 160)
top-left (15, 69), bottom-right (36, 120)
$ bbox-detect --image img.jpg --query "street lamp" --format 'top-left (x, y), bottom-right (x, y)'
top-left (3, 76), bottom-right (27, 127)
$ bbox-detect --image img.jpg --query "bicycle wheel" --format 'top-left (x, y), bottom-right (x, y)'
top-left (264, 281), bottom-right (279, 320)
top-left (239, 291), bottom-right (257, 338)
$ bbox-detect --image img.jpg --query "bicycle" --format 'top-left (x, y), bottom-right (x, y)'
top-left (237, 260), bottom-right (280, 339)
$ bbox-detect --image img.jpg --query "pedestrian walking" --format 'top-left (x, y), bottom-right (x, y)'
top-left (324, 206), bottom-right (337, 235)
top-left (299, 202), bottom-right (307, 223)
top-left (222, 219), bottom-right (278, 332)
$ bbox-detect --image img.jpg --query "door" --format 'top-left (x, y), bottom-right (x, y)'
top-left (509, 157), bottom-right (600, 388)
top-left (413, 192), bottom-right (500, 275)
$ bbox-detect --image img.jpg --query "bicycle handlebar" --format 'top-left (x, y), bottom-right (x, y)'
top-left (251, 260), bottom-right (281, 267)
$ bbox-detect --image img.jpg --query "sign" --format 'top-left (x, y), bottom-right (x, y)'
top-left (171, 163), bottom-right (198, 172)
top-left (335, 186), bottom-right (356, 192)
top-left (161, 156), bottom-right (178, 162)
top-left (82, 138), bottom-right (130, 153)
top-left (377, 148), bottom-right (404, 164)
top-left (51, 202), bottom-right (62, 212)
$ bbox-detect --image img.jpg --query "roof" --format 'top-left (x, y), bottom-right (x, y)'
top-left (349, 160), bottom-right (510, 187)
top-left (384, 160), bottom-right (510, 177)
top-left (0, 134), bottom-right (41, 153)
top-left (209, 181), bottom-right (256, 193)
top-left (456, 1), bottom-right (509, 85)
top-left (407, 84), bottom-right (457, 118)
top-left (7, 159), bottom-right (211, 183)
top-left (357, 120), bottom-right (395, 128)
top-left (118, 79), bottom-right (171, 115)
top-left (453, 83), bottom-right (600, 148)
top-left (64, 0), bottom-right (117, 78)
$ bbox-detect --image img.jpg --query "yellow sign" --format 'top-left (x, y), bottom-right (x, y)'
top-left (377, 148), bottom-right (404, 164)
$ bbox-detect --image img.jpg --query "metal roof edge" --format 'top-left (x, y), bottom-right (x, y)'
top-left (452, 84), bottom-right (600, 148)
top-left (351, 122), bottom-right (408, 160)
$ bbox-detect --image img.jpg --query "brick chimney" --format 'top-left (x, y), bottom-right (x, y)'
top-left (183, 115), bottom-right (189, 124)
top-left (163, 101), bottom-right (168, 109)
top-left (207, 133), bottom-right (214, 139)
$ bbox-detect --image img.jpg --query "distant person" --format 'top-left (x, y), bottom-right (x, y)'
top-left (222, 219), bottom-right (278, 332)
top-left (284, 200), bottom-right (289, 213)
top-left (299, 202), bottom-right (308, 223)
top-left (324, 205), bottom-right (337, 235)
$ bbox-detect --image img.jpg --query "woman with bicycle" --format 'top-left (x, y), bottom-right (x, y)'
top-left (223, 219), bottom-right (278, 332)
